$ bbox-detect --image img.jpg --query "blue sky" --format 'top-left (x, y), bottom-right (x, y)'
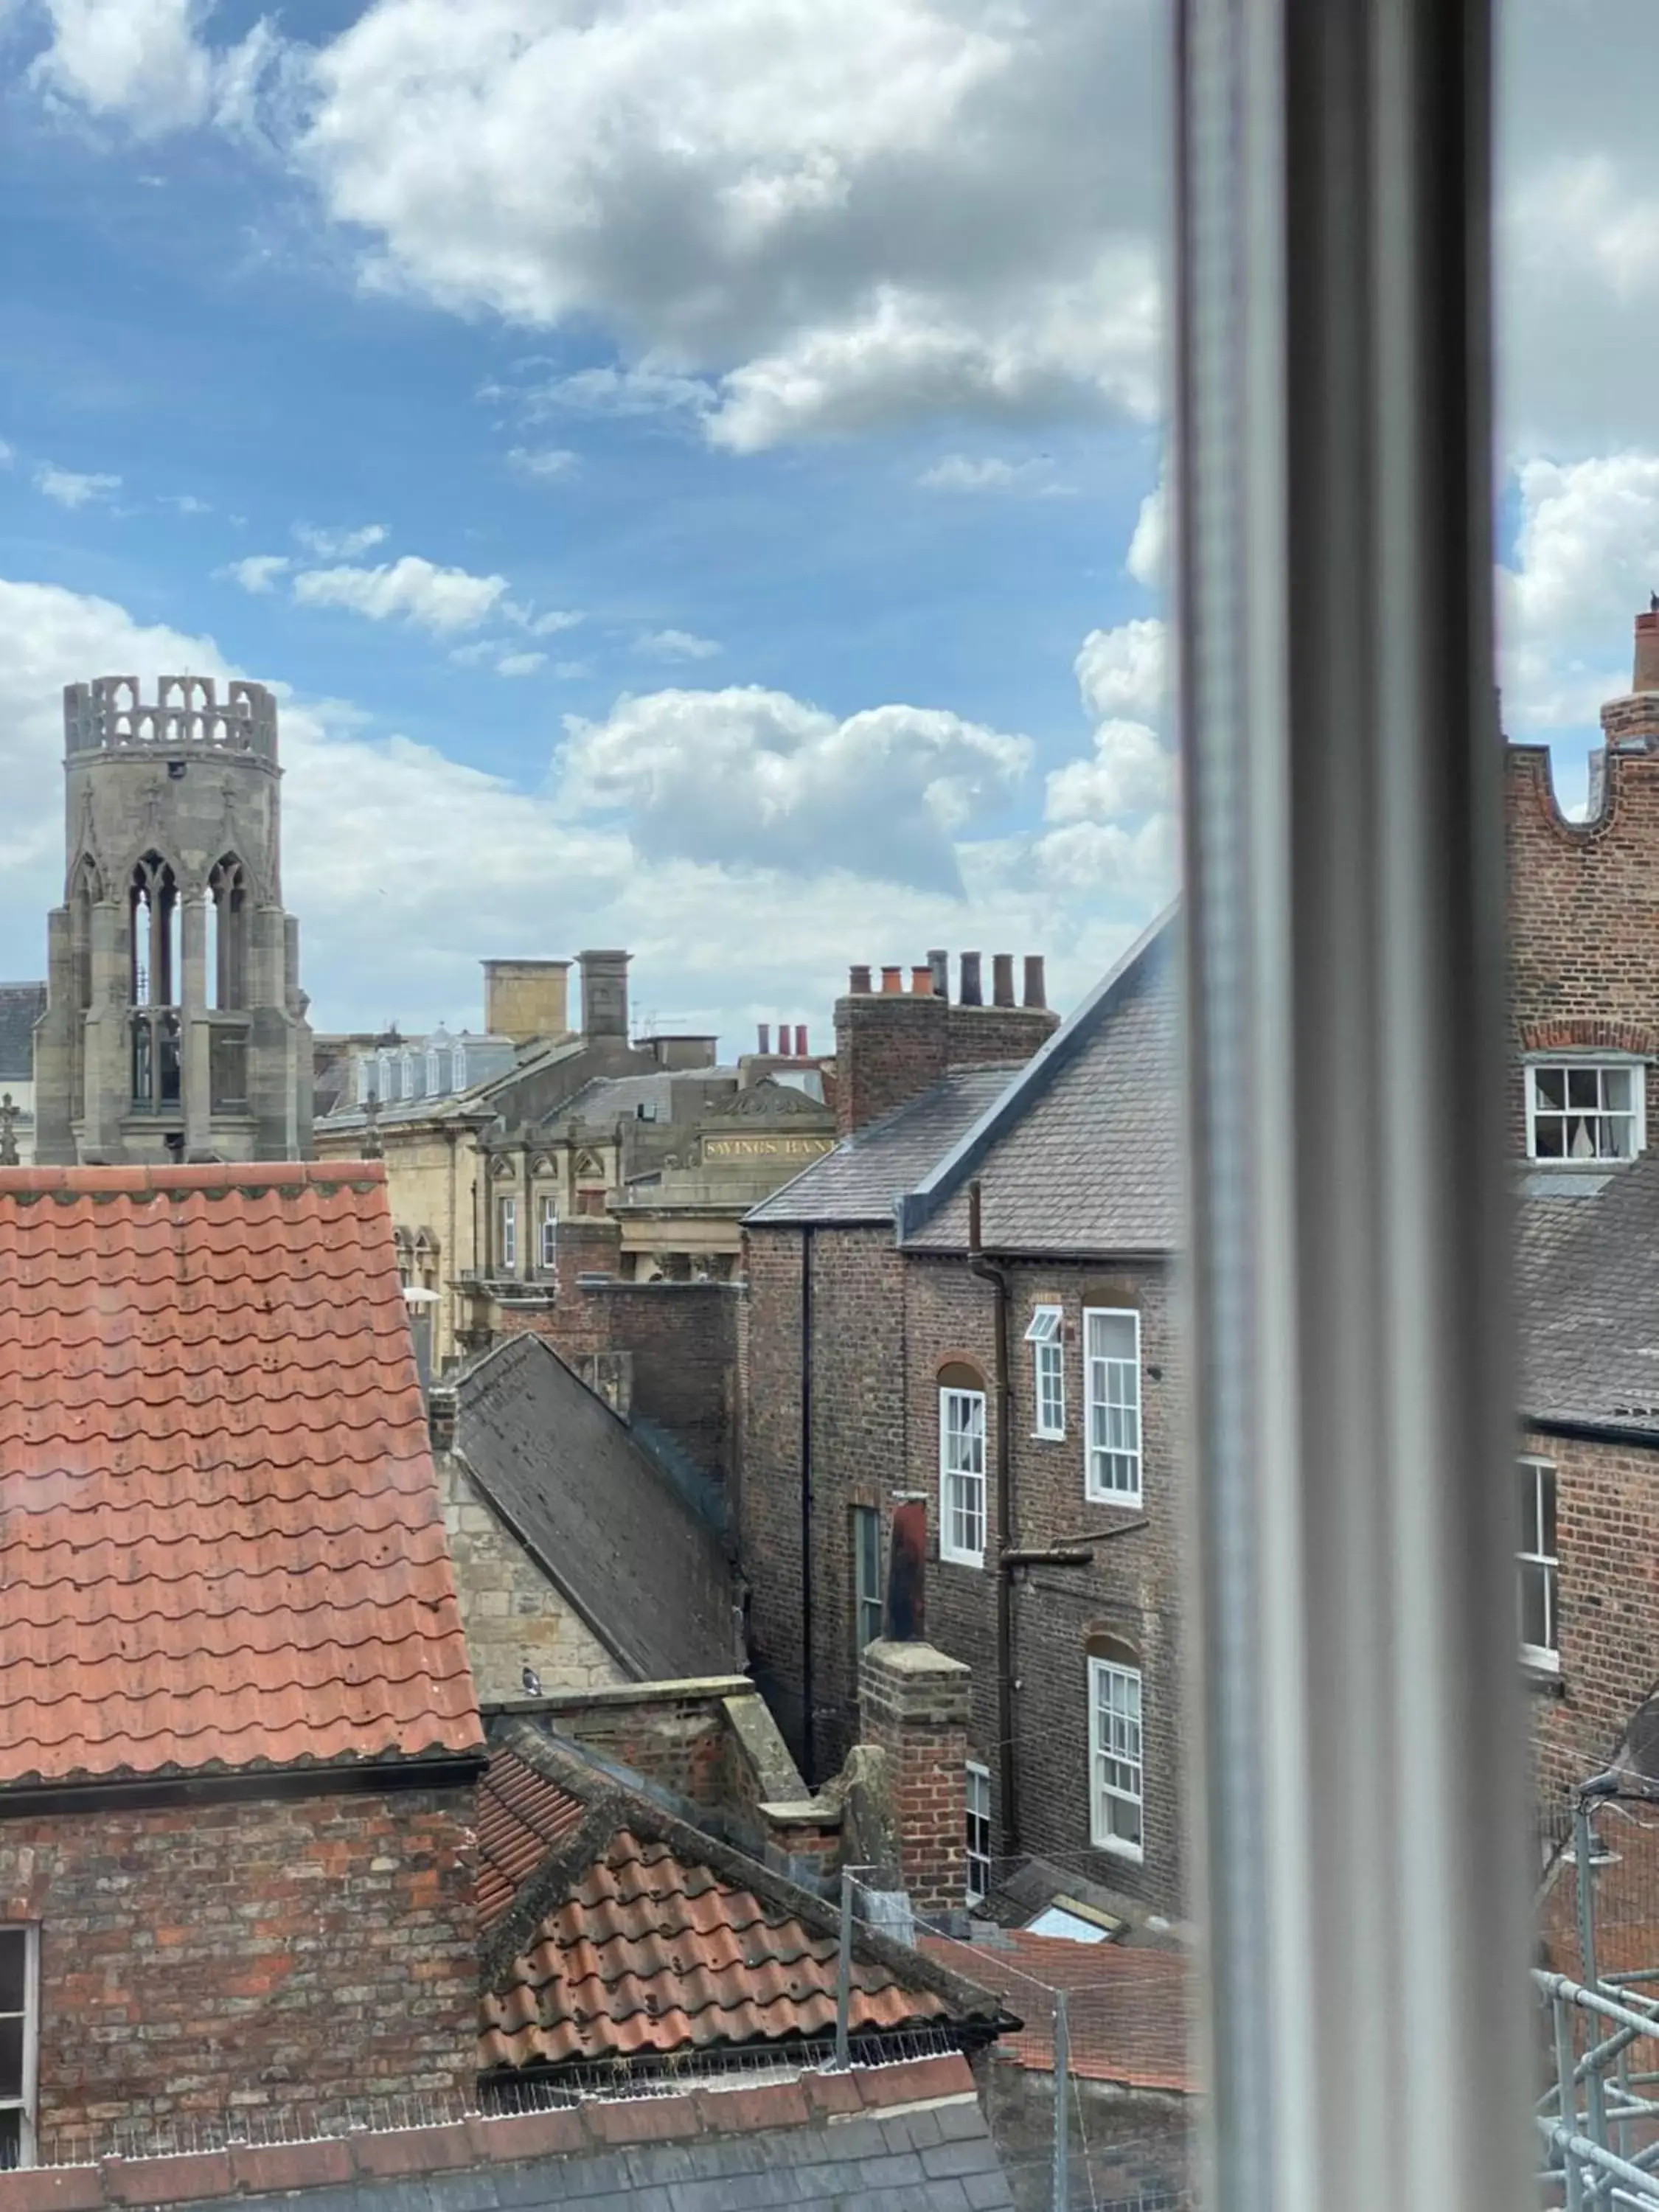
top-left (0, 0), bottom-right (1655, 1043)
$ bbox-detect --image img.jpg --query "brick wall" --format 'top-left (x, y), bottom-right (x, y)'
top-left (495, 1223), bottom-right (739, 1484)
top-left (832, 987), bottom-right (1057, 1138)
top-left (1523, 1425), bottom-right (1659, 1810)
top-left (0, 1786), bottom-right (476, 2134)
top-left (1505, 739), bottom-right (1659, 1152)
top-left (740, 1220), bottom-right (1186, 1915)
top-left (857, 1641), bottom-right (970, 1916)
top-left (436, 1450), bottom-right (628, 1701)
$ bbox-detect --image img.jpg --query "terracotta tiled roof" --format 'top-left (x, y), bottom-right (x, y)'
top-left (924, 1931), bottom-right (1194, 2095)
top-left (477, 1733), bottom-right (1006, 2070)
top-left (0, 1162), bottom-right (483, 1784)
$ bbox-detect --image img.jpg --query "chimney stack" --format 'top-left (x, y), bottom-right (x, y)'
top-left (757, 1023), bottom-right (771, 1054)
top-left (928, 950), bottom-right (950, 1001)
top-left (992, 953), bottom-right (1015, 1008)
top-left (577, 949), bottom-right (630, 1041)
top-left (481, 958), bottom-right (571, 1044)
top-left (880, 965), bottom-right (903, 994)
top-left (794, 1023), bottom-right (808, 1056)
top-left (1601, 607), bottom-right (1659, 748)
top-left (959, 952), bottom-right (983, 1007)
top-left (849, 964), bottom-right (873, 994)
top-left (911, 964), bottom-right (933, 996)
top-left (1637, 608), bottom-right (1659, 695)
top-left (857, 1638), bottom-right (971, 1916)
top-left (1023, 955), bottom-right (1047, 1009)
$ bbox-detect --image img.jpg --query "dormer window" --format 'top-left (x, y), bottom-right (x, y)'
top-left (1526, 1059), bottom-right (1644, 1162)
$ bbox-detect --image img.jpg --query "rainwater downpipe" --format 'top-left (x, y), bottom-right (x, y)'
top-left (966, 1180), bottom-right (1019, 1857)
top-left (800, 1225), bottom-right (816, 1781)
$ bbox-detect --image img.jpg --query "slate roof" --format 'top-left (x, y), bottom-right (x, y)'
top-left (0, 1162), bottom-right (482, 1785)
top-left (477, 1725), bottom-right (1010, 2070)
top-left (743, 1066), bottom-right (1020, 1227)
top-left (456, 1334), bottom-right (740, 1683)
top-left (898, 911), bottom-right (1182, 1256)
top-left (547, 1070), bottom-right (738, 1126)
top-left (0, 2054), bottom-right (1015, 2212)
top-left (1515, 1151), bottom-right (1659, 1434)
top-left (0, 984), bottom-right (44, 1083)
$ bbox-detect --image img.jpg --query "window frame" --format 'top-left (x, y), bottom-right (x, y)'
top-left (852, 1505), bottom-right (884, 1652)
top-left (497, 1194), bottom-right (518, 1273)
top-left (1088, 1655), bottom-right (1144, 1863)
top-left (938, 1384), bottom-right (988, 1568)
top-left (1026, 1304), bottom-right (1066, 1439)
top-left (538, 1194), bottom-right (558, 1271)
top-left (965, 1761), bottom-right (992, 1907)
top-left (1083, 1306), bottom-right (1143, 1505)
top-left (0, 1924), bottom-right (41, 2170)
top-left (1524, 1054), bottom-right (1646, 1164)
top-left (1516, 1454), bottom-right (1560, 1674)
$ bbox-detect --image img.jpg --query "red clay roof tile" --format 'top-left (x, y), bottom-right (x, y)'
top-left (0, 1162), bottom-right (482, 1783)
top-left (477, 1746), bottom-right (956, 2069)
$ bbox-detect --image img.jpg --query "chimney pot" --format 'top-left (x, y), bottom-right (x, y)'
top-left (794, 1023), bottom-right (807, 1056)
top-left (959, 952), bottom-right (983, 1007)
top-left (911, 964), bottom-right (933, 996)
top-left (757, 1022), bottom-right (771, 1055)
top-left (880, 965), bottom-right (903, 994)
top-left (1636, 608), bottom-right (1659, 694)
top-left (849, 964), bottom-right (873, 994)
top-left (992, 953), bottom-right (1015, 1008)
top-left (1023, 954), bottom-right (1046, 1010)
top-left (928, 950), bottom-right (950, 1002)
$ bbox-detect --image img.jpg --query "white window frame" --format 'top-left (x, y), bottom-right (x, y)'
top-left (939, 1386), bottom-right (987, 1568)
top-left (538, 1195), bottom-right (558, 1271)
top-left (1525, 1055), bottom-right (1646, 1164)
top-left (1026, 1304), bottom-right (1065, 1439)
top-left (498, 1195), bottom-right (518, 1273)
top-left (1088, 1656), bottom-right (1144, 1862)
top-left (1084, 1307), bottom-right (1142, 1505)
top-left (852, 1506), bottom-right (883, 1651)
top-left (965, 1762), bottom-right (992, 1907)
top-left (0, 1924), bottom-right (41, 2170)
top-left (1517, 1455), bottom-right (1559, 1673)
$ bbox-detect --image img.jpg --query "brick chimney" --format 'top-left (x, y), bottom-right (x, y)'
top-left (1601, 607), bottom-right (1659, 748)
top-left (834, 953), bottom-right (1061, 1136)
top-left (578, 950), bottom-right (630, 1040)
top-left (858, 1640), bottom-right (971, 1917)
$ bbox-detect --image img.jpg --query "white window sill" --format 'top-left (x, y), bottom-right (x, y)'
top-left (1034, 1428), bottom-right (1066, 1444)
top-left (1085, 1488), bottom-right (1144, 1511)
top-left (1521, 1646), bottom-right (1562, 1680)
top-left (1091, 1834), bottom-right (1145, 1865)
top-left (941, 1551), bottom-right (985, 1571)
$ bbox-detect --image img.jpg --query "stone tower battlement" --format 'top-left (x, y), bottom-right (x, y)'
top-left (63, 677), bottom-right (278, 763)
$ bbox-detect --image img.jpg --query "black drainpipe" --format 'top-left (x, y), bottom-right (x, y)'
top-left (965, 1180), bottom-right (1019, 1857)
top-left (799, 1224), bottom-right (816, 1781)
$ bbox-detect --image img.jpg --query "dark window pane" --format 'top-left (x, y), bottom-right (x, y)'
top-left (1568, 1068), bottom-right (1599, 1109)
top-left (0, 1933), bottom-right (26, 2018)
top-left (0, 2110), bottom-right (19, 2171)
top-left (1536, 1068), bottom-right (1565, 1109)
top-left (1534, 1117), bottom-right (1565, 1157)
top-left (1520, 1562), bottom-right (1548, 1652)
top-left (1540, 1469), bottom-right (1557, 1556)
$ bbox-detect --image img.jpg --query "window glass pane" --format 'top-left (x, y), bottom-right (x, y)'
top-left (0, 2017), bottom-right (24, 2101)
top-left (1519, 1560), bottom-right (1548, 1653)
top-left (1539, 1467), bottom-right (1557, 1557)
top-left (0, 1934), bottom-right (24, 2019)
top-left (1534, 1116), bottom-right (1565, 1158)
top-left (0, 2111), bottom-right (18, 2172)
top-left (1517, 1464), bottom-right (1538, 1552)
top-left (1567, 1068), bottom-right (1599, 1109)
top-left (1603, 1067), bottom-right (1632, 1113)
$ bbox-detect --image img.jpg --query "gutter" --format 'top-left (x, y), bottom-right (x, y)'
top-left (966, 1179), bottom-right (1019, 1857)
top-left (1524, 1413), bottom-right (1659, 1453)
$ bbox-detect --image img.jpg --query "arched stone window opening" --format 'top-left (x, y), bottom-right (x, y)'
top-left (69, 856), bottom-right (102, 1015)
top-left (414, 1228), bottom-right (439, 1294)
top-left (393, 1229), bottom-right (414, 1290)
top-left (207, 857), bottom-right (248, 1012)
top-left (129, 853), bottom-right (179, 1008)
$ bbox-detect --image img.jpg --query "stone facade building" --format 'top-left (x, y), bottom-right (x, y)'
top-left (33, 678), bottom-right (313, 1166)
top-left (742, 938), bottom-right (1190, 1922)
top-left (0, 986), bottom-right (45, 1167)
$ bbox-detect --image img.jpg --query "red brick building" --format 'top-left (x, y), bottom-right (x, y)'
top-left (1503, 608), bottom-right (1659, 1817)
top-left (741, 928), bottom-right (1184, 1918)
top-left (0, 1161), bottom-right (484, 2158)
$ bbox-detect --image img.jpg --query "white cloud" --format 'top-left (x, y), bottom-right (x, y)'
top-left (164, 493), bottom-right (212, 515)
top-left (35, 465), bottom-right (121, 509)
top-left (1074, 617), bottom-right (1166, 724)
top-left (510, 606), bottom-right (584, 637)
top-left (495, 651), bottom-right (546, 678)
top-left (222, 553), bottom-right (291, 594)
top-left (634, 629), bottom-right (721, 662)
top-left (1126, 467), bottom-right (1165, 588)
top-left (1046, 717), bottom-right (1172, 824)
top-left (293, 521), bottom-right (387, 558)
top-left (1497, 451), bottom-right (1659, 734)
top-left (0, 444), bottom-right (13, 468)
top-left (0, 571), bottom-right (1151, 1040)
top-left (917, 453), bottom-right (1071, 495)
top-left (507, 446), bottom-right (577, 482)
top-left (28, 0), bottom-right (1164, 452)
top-left (560, 684), bottom-right (1032, 893)
top-left (291, 554), bottom-right (508, 634)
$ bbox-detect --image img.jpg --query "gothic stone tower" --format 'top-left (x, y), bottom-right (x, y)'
top-left (33, 676), bottom-right (314, 1166)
